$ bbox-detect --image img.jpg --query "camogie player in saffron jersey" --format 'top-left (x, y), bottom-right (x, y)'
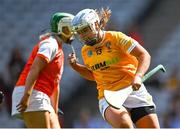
top-left (11, 12), bottom-right (74, 128)
top-left (68, 8), bottom-right (160, 128)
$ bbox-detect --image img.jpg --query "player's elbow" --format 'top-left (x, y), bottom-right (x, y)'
top-left (138, 51), bottom-right (151, 65)
top-left (145, 51), bottom-right (151, 63)
top-left (88, 77), bottom-right (95, 81)
top-left (83, 74), bottom-right (95, 81)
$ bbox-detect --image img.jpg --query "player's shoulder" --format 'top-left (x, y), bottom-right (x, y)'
top-left (104, 31), bottom-right (127, 40)
top-left (39, 36), bottom-right (59, 49)
top-left (40, 36), bottom-right (57, 44)
top-left (105, 31), bottom-right (125, 36)
top-left (81, 45), bottom-right (89, 54)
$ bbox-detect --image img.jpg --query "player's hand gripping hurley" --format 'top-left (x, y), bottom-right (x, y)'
top-left (104, 64), bottom-right (166, 109)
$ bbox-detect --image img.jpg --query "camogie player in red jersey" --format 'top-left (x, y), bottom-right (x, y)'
top-left (69, 8), bottom-right (160, 128)
top-left (11, 12), bottom-right (74, 128)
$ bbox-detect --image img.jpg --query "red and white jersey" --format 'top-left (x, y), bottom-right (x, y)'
top-left (16, 36), bottom-right (64, 97)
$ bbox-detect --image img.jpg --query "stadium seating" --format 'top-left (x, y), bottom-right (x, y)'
top-left (0, 0), bottom-right (152, 102)
top-left (154, 24), bottom-right (180, 80)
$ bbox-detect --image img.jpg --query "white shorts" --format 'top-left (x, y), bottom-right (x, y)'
top-left (11, 86), bottom-right (54, 119)
top-left (99, 84), bottom-right (155, 119)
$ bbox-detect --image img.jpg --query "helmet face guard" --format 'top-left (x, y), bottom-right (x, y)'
top-left (74, 24), bottom-right (98, 46)
top-left (72, 9), bottom-right (100, 46)
top-left (57, 17), bottom-right (73, 38)
top-left (51, 12), bottom-right (74, 41)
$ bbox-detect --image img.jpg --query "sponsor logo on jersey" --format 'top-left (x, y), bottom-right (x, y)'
top-left (91, 57), bottom-right (120, 71)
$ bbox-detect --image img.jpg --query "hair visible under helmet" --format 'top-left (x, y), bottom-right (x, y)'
top-left (97, 8), bottom-right (111, 29)
top-left (72, 8), bottom-right (111, 46)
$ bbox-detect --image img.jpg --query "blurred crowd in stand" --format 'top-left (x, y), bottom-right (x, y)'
top-left (0, 46), bottom-right (25, 127)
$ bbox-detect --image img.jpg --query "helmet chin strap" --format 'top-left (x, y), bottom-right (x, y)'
top-left (61, 32), bottom-right (73, 39)
top-left (85, 38), bottom-right (97, 46)
top-left (52, 32), bottom-right (73, 44)
top-left (84, 29), bottom-right (103, 46)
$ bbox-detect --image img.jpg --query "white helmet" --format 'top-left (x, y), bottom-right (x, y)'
top-left (51, 12), bottom-right (74, 38)
top-left (72, 9), bottom-right (100, 46)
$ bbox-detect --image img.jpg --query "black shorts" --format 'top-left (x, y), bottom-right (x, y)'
top-left (129, 106), bottom-right (156, 123)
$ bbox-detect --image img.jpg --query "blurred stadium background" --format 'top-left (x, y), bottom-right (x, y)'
top-left (0, 0), bottom-right (180, 128)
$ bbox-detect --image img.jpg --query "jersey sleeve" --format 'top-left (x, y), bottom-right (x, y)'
top-left (37, 41), bottom-right (58, 63)
top-left (116, 32), bottom-right (138, 53)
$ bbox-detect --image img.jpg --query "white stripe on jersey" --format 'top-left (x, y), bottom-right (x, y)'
top-left (127, 39), bottom-right (138, 53)
top-left (119, 35), bottom-right (138, 53)
top-left (38, 36), bottom-right (58, 62)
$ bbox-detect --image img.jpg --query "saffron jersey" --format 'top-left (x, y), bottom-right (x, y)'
top-left (16, 36), bottom-right (64, 97)
top-left (81, 31), bottom-right (138, 99)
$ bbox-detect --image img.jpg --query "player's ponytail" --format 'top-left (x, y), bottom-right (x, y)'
top-left (96, 7), bottom-right (111, 29)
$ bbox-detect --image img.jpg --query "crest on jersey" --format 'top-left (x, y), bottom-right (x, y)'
top-left (87, 50), bottom-right (93, 57)
top-left (106, 42), bottom-right (112, 52)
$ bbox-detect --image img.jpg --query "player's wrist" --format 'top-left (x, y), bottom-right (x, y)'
top-left (134, 73), bottom-right (143, 84)
top-left (69, 59), bottom-right (77, 66)
top-left (24, 91), bottom-right (31, 96)
top-left (135, 72), bottom-right (143, 78)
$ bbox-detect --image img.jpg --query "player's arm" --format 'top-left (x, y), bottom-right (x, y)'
top-left (130, 42), bottom-right (151, 90)
top-left (130, 43), bottom-right (151, 77)
top-left (116, 32), bottom-right (151, 77)
top-left (70, 63), bottom-right (95, 81)
top-left (16, 56), bottom-right (48, 112)
top-left (117, 32), bottom-right (150, 90)
top-left (68, 53), bottom-right (95, 81)
top-left (25, 56), bottom-right (48, 96)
